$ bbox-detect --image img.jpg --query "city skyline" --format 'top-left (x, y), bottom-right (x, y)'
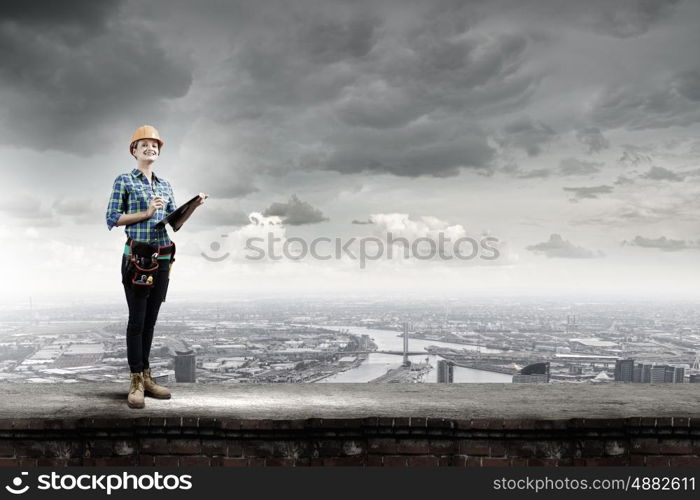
top-left (1, 297), bottom-right (697, 385)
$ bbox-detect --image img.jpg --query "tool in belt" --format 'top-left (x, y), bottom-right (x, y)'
top-left (124, 238), bottom-right (176, 298)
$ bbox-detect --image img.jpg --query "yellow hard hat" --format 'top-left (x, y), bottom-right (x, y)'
top-left (129, 125), bottom-right (164, 154)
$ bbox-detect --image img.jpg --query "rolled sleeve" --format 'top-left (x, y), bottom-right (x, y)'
top-left (106, 175), bottom-right (126, 230)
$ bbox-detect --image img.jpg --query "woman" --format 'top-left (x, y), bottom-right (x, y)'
top-left (105, 125), bottom-right (206, 409)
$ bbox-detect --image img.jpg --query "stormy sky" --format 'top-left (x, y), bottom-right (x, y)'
top-left (2, 0), bottom-right (700, 303)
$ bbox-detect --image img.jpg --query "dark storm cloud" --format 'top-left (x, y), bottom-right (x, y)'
top-left (576, 128), bottom-right (610, 154)
top-left (675, 68), bottom-right (700, 101)
top-left (332, 31), bottom-right (534, 130)
top-left (526, 234), bottom-right (602, 259)
top-left (559, 158), bottom-right (604, 176)
top-left (0, 0), bottom-right (192, 153)
top-left (623, 235), bottom-right (698, 251)
top-left (195, 1), bottom-right (539, 178)
top-left (499, 118), bottom-right (556, 157)
top-left (262, 195), bottom-right (329, 225)
top-left (222, 12), bottom-right (380, 113)
top-left (590, 67), bottom-right (700, 131)
top-left (324, 122), bottom-right (495, 177)
top-left (0, 0), bottom-right (117, 31)
top-left (574, 0), bottom-right (681, 38)
top-left (509, 0), bottom-right (682, 38)
top-left (297, 15), bottom-right (377, 66)
top-left (0, 0), bottom-right (694, 188)
top-left (563, 185), bottom-right (614, 200)
top-left (641, 166), bottom-right (685, 182)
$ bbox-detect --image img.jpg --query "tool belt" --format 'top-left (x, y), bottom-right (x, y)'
top-left (124, 238), bottom-right (176, 295)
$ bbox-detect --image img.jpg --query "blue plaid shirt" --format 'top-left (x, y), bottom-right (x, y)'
top-left (106, 168), bottom-right (177, 246)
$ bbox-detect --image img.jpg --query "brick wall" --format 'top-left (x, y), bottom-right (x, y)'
top-left (1, 416), bottom-right (699, 467)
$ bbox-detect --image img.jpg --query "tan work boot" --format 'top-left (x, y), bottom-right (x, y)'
top-left (127, 372), bottom-right (145, 409)
top-left (143, 367), bottom-right (172, 399)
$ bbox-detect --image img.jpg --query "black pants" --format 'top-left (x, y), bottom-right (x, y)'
top-left (121, 254), bottom-right (171, 374)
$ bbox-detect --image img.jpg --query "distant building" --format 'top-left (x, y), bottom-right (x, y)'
top-left (689, 374), bottom-right (700, 383)
top-left (569, 338), bottom-right (618, 354)
top-left (622, 362), bottom-right (686, 384)
top-left (614, 359), bottom-right (634, 382)
top-left (649, 365), bottom-right (666, 383)
top-left (632, 364), bottom-right (642, 383)
top-left (437, 360), bottom-right (454, 383)
top-left (673, 366), bottom-right (685, 383)
top-left (665, 366), bottom-right (677, 383)
top-left (174, 350), bottom-right (196, 383)
top-left (568, 364), bottom-right (583, 375)
top-left (513, 362), bottom-right (549, 384)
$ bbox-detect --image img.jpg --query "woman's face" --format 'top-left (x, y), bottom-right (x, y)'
top-left (133, 139), bottom-right (160, 161)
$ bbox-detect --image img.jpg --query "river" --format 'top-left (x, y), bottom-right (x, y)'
top-left (314, 325), bottom-right (512, 383)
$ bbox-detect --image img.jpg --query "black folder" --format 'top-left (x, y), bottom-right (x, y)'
top-left (155, 194), bottom-right (204, 231)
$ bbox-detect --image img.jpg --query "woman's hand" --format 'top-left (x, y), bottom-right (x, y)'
top-left (195, 193), bottom-right (208, 207)
top-left (146, 196), bottom-right (165, 217)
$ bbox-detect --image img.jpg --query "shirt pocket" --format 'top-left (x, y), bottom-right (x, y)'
top-left (129, 185), bottom-right (152, 208)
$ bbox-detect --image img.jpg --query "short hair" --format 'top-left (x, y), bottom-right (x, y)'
top-left (130, 138), bottom-right (161, 158)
